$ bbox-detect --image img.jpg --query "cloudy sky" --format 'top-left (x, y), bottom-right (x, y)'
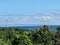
top-left (0, 0), bottom-right (60, 26)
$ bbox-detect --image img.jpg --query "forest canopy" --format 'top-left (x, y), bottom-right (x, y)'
top-left (0, 25), bottom-right (60, 45)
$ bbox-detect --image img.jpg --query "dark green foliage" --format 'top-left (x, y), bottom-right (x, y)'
top-left (29, 25), bottom-right (60, 45)
top-left (57, 25), bottom-right (60, 31)
top-left (0, 25), bottom-right (60, 45)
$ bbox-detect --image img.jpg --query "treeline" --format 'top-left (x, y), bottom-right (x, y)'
top-left (0, 25), bottom-right (60, 45)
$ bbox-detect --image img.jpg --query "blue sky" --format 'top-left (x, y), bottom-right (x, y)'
top-left (0, 0), bottom-right (60, 26)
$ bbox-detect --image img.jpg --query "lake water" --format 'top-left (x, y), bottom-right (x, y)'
top-left (0, 25), bottom-right (58, 31)
top-left (18, 25), bottom-right (57, 31)
top-left (9, 25), bottom-right (58, 31)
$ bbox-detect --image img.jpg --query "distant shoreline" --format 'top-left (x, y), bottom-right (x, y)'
top-left (0, 25), bottom-right (58, 31)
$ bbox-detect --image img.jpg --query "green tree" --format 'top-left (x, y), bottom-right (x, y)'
top-left (12, 31), bottom-right (33, 45)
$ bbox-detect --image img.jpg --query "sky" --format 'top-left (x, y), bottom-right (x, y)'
top-left (0, 0), bottom-right (60, 26)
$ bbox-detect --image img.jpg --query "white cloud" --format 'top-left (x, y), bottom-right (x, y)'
top-left (12, 16), bottom-right (19, 20)
top-left (34, 16), bottom-right (41, 20)
top-left (42, 16), bottom-right (52, 20)
top-left (22, 16), bottom-right (31, 21)
top-left (34, 16), bottom-right (52, 21)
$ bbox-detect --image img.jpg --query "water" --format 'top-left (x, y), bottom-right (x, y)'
top-left (0, 25), bottom-right (58, 31)
top-left (8, 25), bottom-right (58, 31)
top-left (18, 25), bottom-right (57, 31)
